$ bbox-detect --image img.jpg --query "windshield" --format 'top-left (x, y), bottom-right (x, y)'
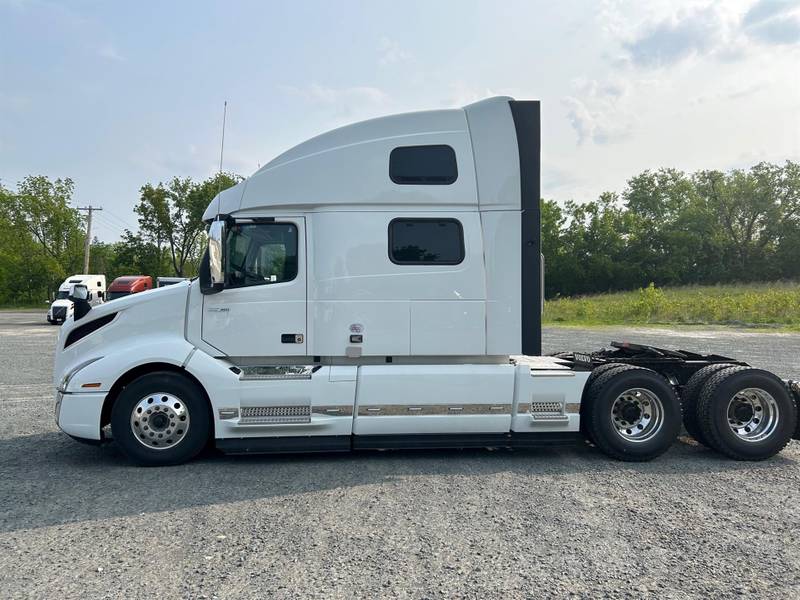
top-left (106, 291), bottom-right (130, 301)
top-left (55, 291), bottom-right (69, 300)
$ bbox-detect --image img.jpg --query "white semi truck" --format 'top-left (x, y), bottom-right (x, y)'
top-left (47, 274), bottom-right (106, 325)
top-left (52, 97), bottom-right (800, 466)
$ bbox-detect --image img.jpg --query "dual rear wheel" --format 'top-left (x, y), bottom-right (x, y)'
top-left (686, 366), bottom-right (797, 460)
top-left (582, 363), bottom-right (797, 461)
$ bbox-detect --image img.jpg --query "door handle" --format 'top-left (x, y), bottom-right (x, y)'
top-left (207, 307), bottom-right (229, 312)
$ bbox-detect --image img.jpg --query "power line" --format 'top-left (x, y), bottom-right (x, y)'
top-left (101, 208), bottom-right (139, 232)
top-left (77, 205), bottom-right (102, 273)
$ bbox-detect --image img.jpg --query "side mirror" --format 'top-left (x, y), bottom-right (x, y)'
top-left (69, 284), bottom-right (92, 321)
top-left (201, 219), bottom-right (226, 295)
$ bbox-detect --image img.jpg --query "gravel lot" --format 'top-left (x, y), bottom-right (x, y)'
top-left (1, 311), bottom-right (799, 599)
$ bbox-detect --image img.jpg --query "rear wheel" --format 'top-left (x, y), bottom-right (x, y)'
top-left (681, 363), bottom-right (735, 446)
top-left (697, 367), bottom-right (796, 461)
top-left (584, 366), bottom-right (682, 461)
top-left (580, 363), bottom-right (631, 444)
top-left (111, 371), bottom-right (211, 466)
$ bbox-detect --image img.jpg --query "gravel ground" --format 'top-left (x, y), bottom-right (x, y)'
top-left (1, 311), bottom-right (799, 599)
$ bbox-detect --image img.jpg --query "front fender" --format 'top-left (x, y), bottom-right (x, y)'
top-left (65, 337), bottom-right (196, 393)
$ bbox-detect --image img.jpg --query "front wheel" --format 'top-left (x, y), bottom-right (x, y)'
top-left (583, 367), bottom-right (682, 461)
top-left (111, 371), bottom-right (211, 466)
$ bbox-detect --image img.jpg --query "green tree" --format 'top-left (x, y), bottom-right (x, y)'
top-left (135, 172), bottom-right (241, 277)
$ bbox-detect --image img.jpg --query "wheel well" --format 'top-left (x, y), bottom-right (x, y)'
top-left (100, 363), bottom-right (213, 435)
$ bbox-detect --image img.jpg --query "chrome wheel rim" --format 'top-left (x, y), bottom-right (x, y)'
top-left (130, 392), bottom-right (190, 450)
top-left (611, 388), bottom-right (664, 443)
top-left (726, 388), bottom-right (779, 443)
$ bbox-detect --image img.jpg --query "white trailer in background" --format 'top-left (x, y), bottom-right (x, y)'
top-left (51, 98), bottom-right (799, 466)
top-left (47, 274), bottom-right (106, 325)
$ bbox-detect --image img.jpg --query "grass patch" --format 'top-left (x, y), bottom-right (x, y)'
top-left (543, 281), bottom-right (800, 330)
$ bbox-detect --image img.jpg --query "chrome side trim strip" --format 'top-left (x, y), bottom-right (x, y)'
top-left (357, 404), bottom-right (513, 416)
top-left (530, 371), bottom-right (576, 377)
top-left (312, 405), bottom-right (354, 417)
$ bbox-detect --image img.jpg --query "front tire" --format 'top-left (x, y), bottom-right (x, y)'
top-left (584, 367), bottom-right (682, 461)
top-left (111, 371), bottom-right (211, 466)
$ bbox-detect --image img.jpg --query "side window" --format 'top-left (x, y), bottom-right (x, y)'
top-left (390, 145), bottom-right (457, 185)
top-left (389, 218), bottom-right (464, 265)
top-left (225, 222), bottom-right (298, 288)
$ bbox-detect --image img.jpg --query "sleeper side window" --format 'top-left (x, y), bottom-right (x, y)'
top-left (225, 222), bottom-right (298, 288)
top-left (390, 145), bottom-right (458, 185)
top-left (389, 218), bottom-right (465, 265)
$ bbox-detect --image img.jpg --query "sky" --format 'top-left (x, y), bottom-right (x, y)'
top-left (1, 0), bottom-right (799, 242)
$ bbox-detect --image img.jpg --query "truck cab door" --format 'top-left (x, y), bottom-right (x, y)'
top-left (202, 218), bottom-right (306, 357)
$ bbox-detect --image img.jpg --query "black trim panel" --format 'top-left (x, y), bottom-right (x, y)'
top-left (216, 436), bottom-right (351, 454)
top-left (215, 432), bottom-right (582, 455)
top-left (509, 100), bottom-right (542, 356)
top-left (64, 313), bottom-right (117, 349)
top-left (353, 432), bottom-right (581, 450)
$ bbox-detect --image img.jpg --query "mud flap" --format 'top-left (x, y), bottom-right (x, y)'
top-left (789, 381), bottom-right (800, 440)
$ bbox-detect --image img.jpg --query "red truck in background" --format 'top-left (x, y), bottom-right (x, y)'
top-left (106, 276), bottom-right (153, 301)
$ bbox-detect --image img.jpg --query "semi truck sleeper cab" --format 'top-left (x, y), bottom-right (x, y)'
top-left (52, 97), bottom-right (799, 466)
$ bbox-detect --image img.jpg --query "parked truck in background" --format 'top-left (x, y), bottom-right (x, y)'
top-left (51, 97), bottom-right (800, 466)
top-left (106, 276), bottom-right (153, 301)
top-left (47, 275), bottom-right (106, 325)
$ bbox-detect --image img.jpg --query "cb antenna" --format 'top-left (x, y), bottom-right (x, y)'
top-left (216, 100), bottom-right (227, 217)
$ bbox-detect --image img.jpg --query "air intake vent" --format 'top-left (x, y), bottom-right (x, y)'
top-left (64, 313), bottom-right (117, 349)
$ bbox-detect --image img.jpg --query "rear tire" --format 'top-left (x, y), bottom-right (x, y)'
top-left (681, 363), bottom-right (735, 446)
top-left (580, 363), bottom-right (631, 444)
top-left (697, 367), bottom-right (796, 461)
top-left (584, 366), bottom-right (682, 461)
top-left (111, 371), bottom-right (211, 466)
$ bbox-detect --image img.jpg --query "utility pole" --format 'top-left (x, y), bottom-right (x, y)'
top-left (77, 205), bottom-right (102, 273)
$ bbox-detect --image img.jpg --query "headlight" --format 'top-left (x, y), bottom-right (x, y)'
top-left (59, 356), bottom-right (104, 392)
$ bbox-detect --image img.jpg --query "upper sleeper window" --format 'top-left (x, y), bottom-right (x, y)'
top-left (389, 218), bottom-right (464, 265)
top-left (389, 145), bottom-right (458, 185)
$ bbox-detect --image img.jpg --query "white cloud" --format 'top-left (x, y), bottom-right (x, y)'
top-left (562, 77), bottom-right (636, 145)
top-left (96, 43), bottom-right (124, 61)
top-left (622, 5), bottom-right (731, 67)
top-left (280, 84), bottom-right (389, 106)
top-left (743, 0), bottom-right (800, 44)
top-left (616, 1), bottom-right (800, 69)
top-left (378, 37), bottom-right (410, 66)
top-left (0, 91), bottom-right (30, 112)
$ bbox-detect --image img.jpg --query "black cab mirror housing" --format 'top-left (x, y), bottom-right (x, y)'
top-left (68, 284), bottom-right (92, 321)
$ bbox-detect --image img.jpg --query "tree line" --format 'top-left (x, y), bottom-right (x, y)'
top-left (542, 161), bottom-right (799, 298)
top-left (0, 161), bottom-right (797, 305)
top-left (0, 172), bottom-right (240, 304)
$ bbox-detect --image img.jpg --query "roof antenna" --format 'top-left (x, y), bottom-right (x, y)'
top-left (216, 100), bottom-right (227, 217)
